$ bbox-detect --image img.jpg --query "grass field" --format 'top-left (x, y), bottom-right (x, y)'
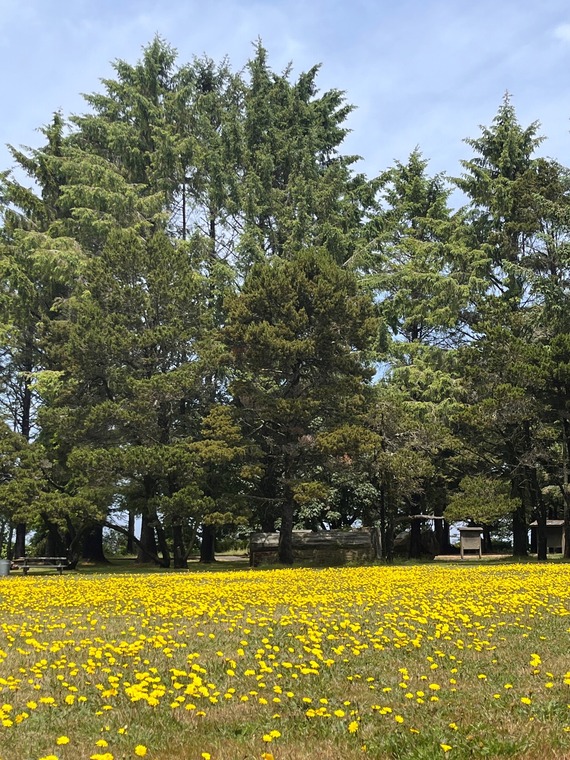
top-left (1, 562), bottom-right (570, 760)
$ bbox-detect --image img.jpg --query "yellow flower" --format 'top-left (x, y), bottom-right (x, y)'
top-left (201, 754), bottom-right (211, 760)
top-left (521, 697), bottom-right (532, 705)
top-left (348, 720), bottom-right (359, 733)
top-left (56, 736), bottom-right (70, 745)
top-left (440, 744), bottom-right (452, 753)
top-left (134, 747), bottom-right (147, 757)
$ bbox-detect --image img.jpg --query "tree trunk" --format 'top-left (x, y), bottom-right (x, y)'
top-left (150, 507), bottom-right (171, 568)
top-left (137, 513), bottom-right (159, 563)
top-left (409, 517), bottom-right (422, 559)
top-left (261, 515), bottom-right (277, 532)
top-left (482, 525), bottom-right (493, 554)
top-left (209, 206), bottom-right (216, 252)
top-left (259, 457), bottom-right (279, 532)
top-left (6, 523), bottom-right (14, 560)
top-left (531, 466), bottom-right (547, 561)
top-left (385, 478), bottom-right (395, 564)
top-left (565, 497), bottom-right (570, 560)
top-left (82, 524), bottom-right (108, 563)
top-left (126, 512), bottom-right (135, 554)
top-left (105, 521), bottom-right (162, 565)
top-left (436, 519), bottom-right (453, 555)
top-left (65, 519), bottom-right (85, 569)
top-left (138, 477), bottom-right (170, 567)
top-left (512, 504), bottom-right (528, 556)
top-left (278, 473), bottom-right (295, 565)
top-left (15, 347), bottom-right (33, 559)
top-left (560, 416), bottom-right (570, 559)
top-left (511, 473), bottom-right (528, 557)
top-left (14, 523), bottom-right (26, 558)
top-left (172, 524), bottom-right (188, 569)
top-left (45, 521), bottom-right (65, 556)
top-left (378, 484), bottom-right (387, 560)
top-left (182, 178), bottom-right (187, 241)
top-left (200, 524), bottom-right (216, 563)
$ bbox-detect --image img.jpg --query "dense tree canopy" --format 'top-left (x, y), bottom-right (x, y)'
top-left (1, 39), bottom-right (569, 564)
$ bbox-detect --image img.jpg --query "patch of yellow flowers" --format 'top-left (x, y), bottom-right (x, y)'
top-left (0, 563), bottom-right (570, 759)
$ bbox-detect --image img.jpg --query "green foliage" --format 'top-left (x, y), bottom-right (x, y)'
top-left (369, 149), bottom-right (486, 358)
top-left (445, 475), bottom-right (519, 524)
top-left (3, 42), bottom-right (570, 565)
top-left (240, 43), bottom-right (376, 267)
top-left (225, 249), bottom-right (378, 561)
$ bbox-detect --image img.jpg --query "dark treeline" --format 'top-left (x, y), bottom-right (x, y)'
top-left (1, 38), bottom-right (569, 566)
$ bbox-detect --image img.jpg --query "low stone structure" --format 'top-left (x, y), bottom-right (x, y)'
top-left (249, 528), bottom-right (381, 567)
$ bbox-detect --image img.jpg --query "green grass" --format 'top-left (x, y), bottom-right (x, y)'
top-left (1, 561), bottom-right (570, 760)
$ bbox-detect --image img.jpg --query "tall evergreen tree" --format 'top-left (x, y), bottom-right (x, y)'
top-left (40, 225), bottom-right (234, 566)
top-left (224, 249), bottom-right (378, 563)
top-left (454, 97), bottom-right (552, 557)
top-left (0, 114), bottom-right (85, 556)
top-left (365, 150), bottom-right (478, 549)
top-left (240, 44), bottom-right (376, 268)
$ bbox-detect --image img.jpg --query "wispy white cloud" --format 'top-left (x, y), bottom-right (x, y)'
top-left (553, 22), bottom-right (570, 42)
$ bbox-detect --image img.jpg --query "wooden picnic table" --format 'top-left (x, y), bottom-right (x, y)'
top-left (11, 556), bottom-right (68, 575)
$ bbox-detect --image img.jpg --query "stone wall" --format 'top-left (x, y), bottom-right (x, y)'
top-left (250, 528), bottom-right (380, 567)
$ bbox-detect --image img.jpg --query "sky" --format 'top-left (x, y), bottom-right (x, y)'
top-left (1, 0), bottom-right (570, 193)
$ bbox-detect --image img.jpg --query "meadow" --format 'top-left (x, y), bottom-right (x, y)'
top-left (0, 562), bottom-right (569, 760)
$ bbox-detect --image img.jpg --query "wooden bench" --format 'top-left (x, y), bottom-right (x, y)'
top-left (11, 557), bottom-right (68, 575)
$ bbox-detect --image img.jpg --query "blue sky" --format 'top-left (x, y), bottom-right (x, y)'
top-left (2, 0), bottom-right (570, 190)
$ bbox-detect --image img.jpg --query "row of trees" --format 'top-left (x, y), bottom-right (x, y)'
top-left (1, 38), bottom-right (569, 565)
